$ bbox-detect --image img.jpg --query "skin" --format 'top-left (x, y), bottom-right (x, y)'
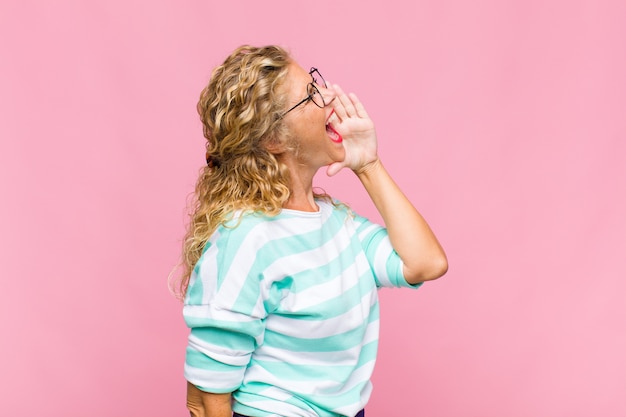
top-left (274, 62), bottom-right (344, 211)
top-left (187, 382), bottom-right (231, 417)
top-left (327, 82), bottom-right (448, 284)
top-left (187, 61), bottom-right (448, 417)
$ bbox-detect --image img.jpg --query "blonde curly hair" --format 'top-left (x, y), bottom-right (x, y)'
top-left (173, 45), bottom-right (296, 299)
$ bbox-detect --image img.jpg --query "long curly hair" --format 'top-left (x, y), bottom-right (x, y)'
top-left (173, 45), bottom-right (294, 299)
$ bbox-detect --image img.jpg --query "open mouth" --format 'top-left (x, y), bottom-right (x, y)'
top-left (325, 110), bottom-right (343, 143)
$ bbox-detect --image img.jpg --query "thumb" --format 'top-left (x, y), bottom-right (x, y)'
top-left (326, 161), bottom-right (344, 177)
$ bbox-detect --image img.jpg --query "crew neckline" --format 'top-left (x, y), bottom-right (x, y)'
top-left (280, 200), bottom-right (330, 217)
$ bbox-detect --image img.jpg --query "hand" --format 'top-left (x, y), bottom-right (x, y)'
top-left (187, 382), bottom-right (232, 417)
top-left (326, 84), bottom-right (379, 177)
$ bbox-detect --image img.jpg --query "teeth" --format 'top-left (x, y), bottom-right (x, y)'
top-left (325, 123), bottom-right (342, 142)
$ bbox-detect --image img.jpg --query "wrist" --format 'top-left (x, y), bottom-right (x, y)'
top-left (354, 158), bottom-right (382, 178)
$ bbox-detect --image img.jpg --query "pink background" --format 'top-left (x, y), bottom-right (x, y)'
top-left (1, 0), bottom-right (625, 415)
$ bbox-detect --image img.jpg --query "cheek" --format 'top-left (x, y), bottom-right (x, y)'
top-left (283, 106), bottom-right (326, 142)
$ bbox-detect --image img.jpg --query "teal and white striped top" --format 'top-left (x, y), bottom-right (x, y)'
top-left (184, 200), bottom-right (421, 417)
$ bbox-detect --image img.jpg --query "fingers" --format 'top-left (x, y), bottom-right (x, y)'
top-left (349, 93), bottom-right (369, 119)
top-left (337, 87), bottom-right (357, 117)
top-left (332, 84), bottom-right (369, 120)
top-left (336, 84), bottom-right (356, 116)
top-left (330, 84), bottom-right (368, 120)
top-left (330, 84), bottom-right (348, 121)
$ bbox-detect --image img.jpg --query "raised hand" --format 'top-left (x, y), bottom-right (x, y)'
top-left (326, 84), bottom-right (379, 177)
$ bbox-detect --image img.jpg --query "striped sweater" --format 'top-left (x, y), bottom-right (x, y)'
top-left (184, 200), bottom-right (421, 417)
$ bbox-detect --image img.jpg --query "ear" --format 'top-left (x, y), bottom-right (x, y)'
top-left (264, 136), bottom-right (287, 155)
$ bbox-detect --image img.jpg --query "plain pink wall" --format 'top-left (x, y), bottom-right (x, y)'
top-left (1, 0), bottom-right (625, 416)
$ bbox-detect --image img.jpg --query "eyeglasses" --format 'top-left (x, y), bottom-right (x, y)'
top-left (281, 67), bottom-right (327, 117)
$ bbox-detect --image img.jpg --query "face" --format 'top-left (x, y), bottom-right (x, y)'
top-left (279, 62), bottom-right (344, 173)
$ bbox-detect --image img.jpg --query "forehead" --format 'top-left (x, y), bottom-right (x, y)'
top-left (284, 62), bottom-right (311, 93)
top-left (288, 62), bottom-right (310, 81)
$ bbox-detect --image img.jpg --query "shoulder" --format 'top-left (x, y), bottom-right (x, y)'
top-left (320, 199), bottom-right (372, 228)
top-left (195, 212), bottom-right (278, 278)
top-left (215, 211), bottom-right (277, 246)
top-left (317, 199), bottom-right (354, 218)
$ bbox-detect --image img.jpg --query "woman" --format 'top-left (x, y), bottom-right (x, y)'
top-left (179, 45), bottom-right (447, 417)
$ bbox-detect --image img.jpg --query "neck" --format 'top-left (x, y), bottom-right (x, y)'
top-left (284, 191), bottom-right (318, 212)
top-left (281, 157), bottom-right (319, 212)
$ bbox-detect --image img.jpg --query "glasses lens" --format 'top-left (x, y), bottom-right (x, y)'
top-left (308, 84), bottom-right (324, 108)
top-left (310, 68), bottom-right (326, 88)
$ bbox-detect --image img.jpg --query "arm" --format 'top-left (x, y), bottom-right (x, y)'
top-left (186, 382), bottom-right (232, 417)
top-left (327, 85), bottom-right (448, 284)
top-left (355, 159), bottom-right (447, 283)
top-left (184, 221), bottom-right (271, 416)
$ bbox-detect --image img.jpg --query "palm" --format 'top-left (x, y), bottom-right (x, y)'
top-left (326, 86), bottom-right (379, 176)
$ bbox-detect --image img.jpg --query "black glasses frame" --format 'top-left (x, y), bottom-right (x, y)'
top-left (281, 68), bottom-right (327, 117)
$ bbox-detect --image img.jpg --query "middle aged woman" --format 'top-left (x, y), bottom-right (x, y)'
top-left (182, 45), bottom-right (448, 417)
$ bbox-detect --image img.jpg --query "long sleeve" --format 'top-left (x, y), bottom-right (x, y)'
top-left (184, 219), bottom-right (270, 393)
